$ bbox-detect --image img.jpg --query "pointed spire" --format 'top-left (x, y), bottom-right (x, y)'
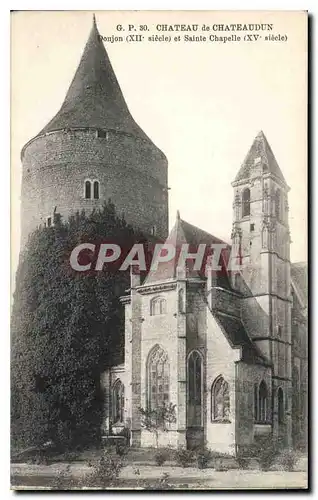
top-left (176, 209), bottom-right (180, 220)
top-left (233, 131), bottom-right (287, 185)
top-left (35, 15), bottom-right (154, 144)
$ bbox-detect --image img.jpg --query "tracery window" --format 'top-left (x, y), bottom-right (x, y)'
top-left (148, 345), bottom-right (169, 410)
top-left (256, 380), bottom-right (268, 423)
top-left (112, 379), bottom-right (125, 423)
top-left (187, 350), bottom-right (203, 427)
top-left (211, 376), bottom-right (230, 422)
top-left (242, 188), bottom-right (251, 217)
top-left (178, 288), bottom-right (185, 313)
top-left (150, 297), bottom-right (166, 316)
top-left (275, 189), bottom-right (281, 219)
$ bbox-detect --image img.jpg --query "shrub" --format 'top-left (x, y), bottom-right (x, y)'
top-left (196, 449), bottom-right (212, 469)
top-left (146, 472), bottom-right (174, 490)
top-left (214, 459), bottom-right (230, 471)
top-left (154, 449), bottom-right (168, 466)
top-left (87, 453), bottom-right (123, 488)
top-left (174, 448), bottom-right (193, 468)
top-left (236, 456), bottom-right (250, 469)
top-left (258, 442), bottom-right (278, 471)
top-left (277, 449), bottom-right (298, 471)
top-left (115, 442), bottom-right (128, 457)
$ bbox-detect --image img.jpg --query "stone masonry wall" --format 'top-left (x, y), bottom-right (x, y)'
top-left (21, 129), bottom-right (168, 244)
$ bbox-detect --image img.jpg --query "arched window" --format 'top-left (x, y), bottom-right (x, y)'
top-left (93, 180), bottom-right (100, 200)
top-left (85, 180), bottom-right (91, 199)
top-left (187, 350), bottom-right (203, 427)
top-left (150, 297), bottom-right (166, 316)
top-left (254, 384), bottom-right (258, 422)
top-left (211, 376), bottom-right (230, 422)
top-left (178, 288), bottom-right (185, 313)
top-left (258, 380), bottom-right (268, 422)
top-left (275, 189), bottom-right (281, 219)
top-left (147, 345), bottom-right (169, 410)
top-left (112, 379), bottom-right (125, 423)
top-left (277, 387), bottom-right (284, 424)
top-left (242, 188), bottom-right (251, 217)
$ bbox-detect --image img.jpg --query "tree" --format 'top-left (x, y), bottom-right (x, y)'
top-left (139, 403), bottom-right (177, 449)
top-left (11, 202), bottom-right (148, 450)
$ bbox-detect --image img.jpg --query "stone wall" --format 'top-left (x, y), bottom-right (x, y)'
top-left (21, 128), bottom-right (168, 244)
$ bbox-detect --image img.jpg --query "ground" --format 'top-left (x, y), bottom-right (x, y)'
top-left (11, 452), bottom-right (308, 490)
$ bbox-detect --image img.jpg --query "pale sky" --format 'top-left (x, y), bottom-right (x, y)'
top-left (11, 10), bottom-right (307, 285)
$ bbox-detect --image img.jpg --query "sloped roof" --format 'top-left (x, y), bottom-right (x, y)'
top-left (234, 131), bottom-right (287, 184)
top-left (34, 16), bottom-right (156, 145)
top-left (214, 311), bottom-right (271, 366)
top-left (144, 212), bottom-right (231, 288)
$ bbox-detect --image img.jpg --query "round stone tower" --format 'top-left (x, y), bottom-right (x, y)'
top-left (20, 16), bottom-right (168, 246)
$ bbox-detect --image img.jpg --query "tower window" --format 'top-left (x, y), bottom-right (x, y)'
top-left (47, 217), bottom-right (52, 227)
top-left (84, 179), bottom-right (100, 200)
top-left (275, 189), bottom-right (281, 219)
top-left (93, 180), bottom-right (100, 200)
top-left (250, 223), bottom-right (255, 232)
top-left (242, 188), bottom-right (250, 217)
top-left (85, 180), bottom-right (91, 199)
top-left (97, 129), bottom-right (106, 138)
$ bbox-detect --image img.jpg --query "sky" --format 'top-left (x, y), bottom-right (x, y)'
top-left (11, 10), bottom-right (307, 286)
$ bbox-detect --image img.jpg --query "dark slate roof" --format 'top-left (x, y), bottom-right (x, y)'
top-left (35, 16), bottom-right (157, 146)
top-left (214, 311), bottom-right (271, 366)
top-left (144, 212), bottom-right (232, 289)
top-left (234, 131), bottom-right (287, 184)
top-left (291, 261), bottom-right (308, 304)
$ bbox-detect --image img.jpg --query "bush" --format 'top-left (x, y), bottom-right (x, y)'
top-left (87, 453), bottom-right (123, 488)
top-left (154, 449), bottom-right (168, 466)
top-left (236, 456), bottom-right (250, 470)
top-left (115, 442), bottom-right (128, 457)
top-left (277, 449), bottom-right (298, 471)
top-left (196, 449), bottom-right (212, 469)
top-left (258, 442), bottom-right (278, 471)
top-left (146, 472), bottom-right (174, 490)
top-left (174, 448), bottom-right (193, 468)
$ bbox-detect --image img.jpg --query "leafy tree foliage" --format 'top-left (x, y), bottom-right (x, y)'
top-left (11, 202), bottom-right (149, 450)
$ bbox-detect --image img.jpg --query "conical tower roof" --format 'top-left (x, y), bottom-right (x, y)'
top-left (234, 131), bottom-right (287, 184)
top-left (35, 15), bottom-right (154, 143)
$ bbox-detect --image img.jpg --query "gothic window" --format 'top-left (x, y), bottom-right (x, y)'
top-left (150, 297), bottom-right (166, 316)
top-left (275, 189), bottom-right (281, 220)
top-left (47, 217), bottom-right (52, 228)
top-left (187, 350), bottom-right (203, 427)
top-left (112, 379), bottom-right (125, 423)
top-left (147, 345), bottom-right (169, 410)
top-left (258, 380), bottom-right (268, 422)
top-left (178, 288), bottom-right (185, 313)
top-left (254, 384), bottom-right (258, 422)
top-left (85, 180), bottom-right (91, 199)
top-left (211, 376), bottom-right (230, 422)
top-left (277, 387), bottom-right (284, 424)
top-left (93, 180), bottom-right (100, 200)
top-left (242, 188), bottom-right (250, 217)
